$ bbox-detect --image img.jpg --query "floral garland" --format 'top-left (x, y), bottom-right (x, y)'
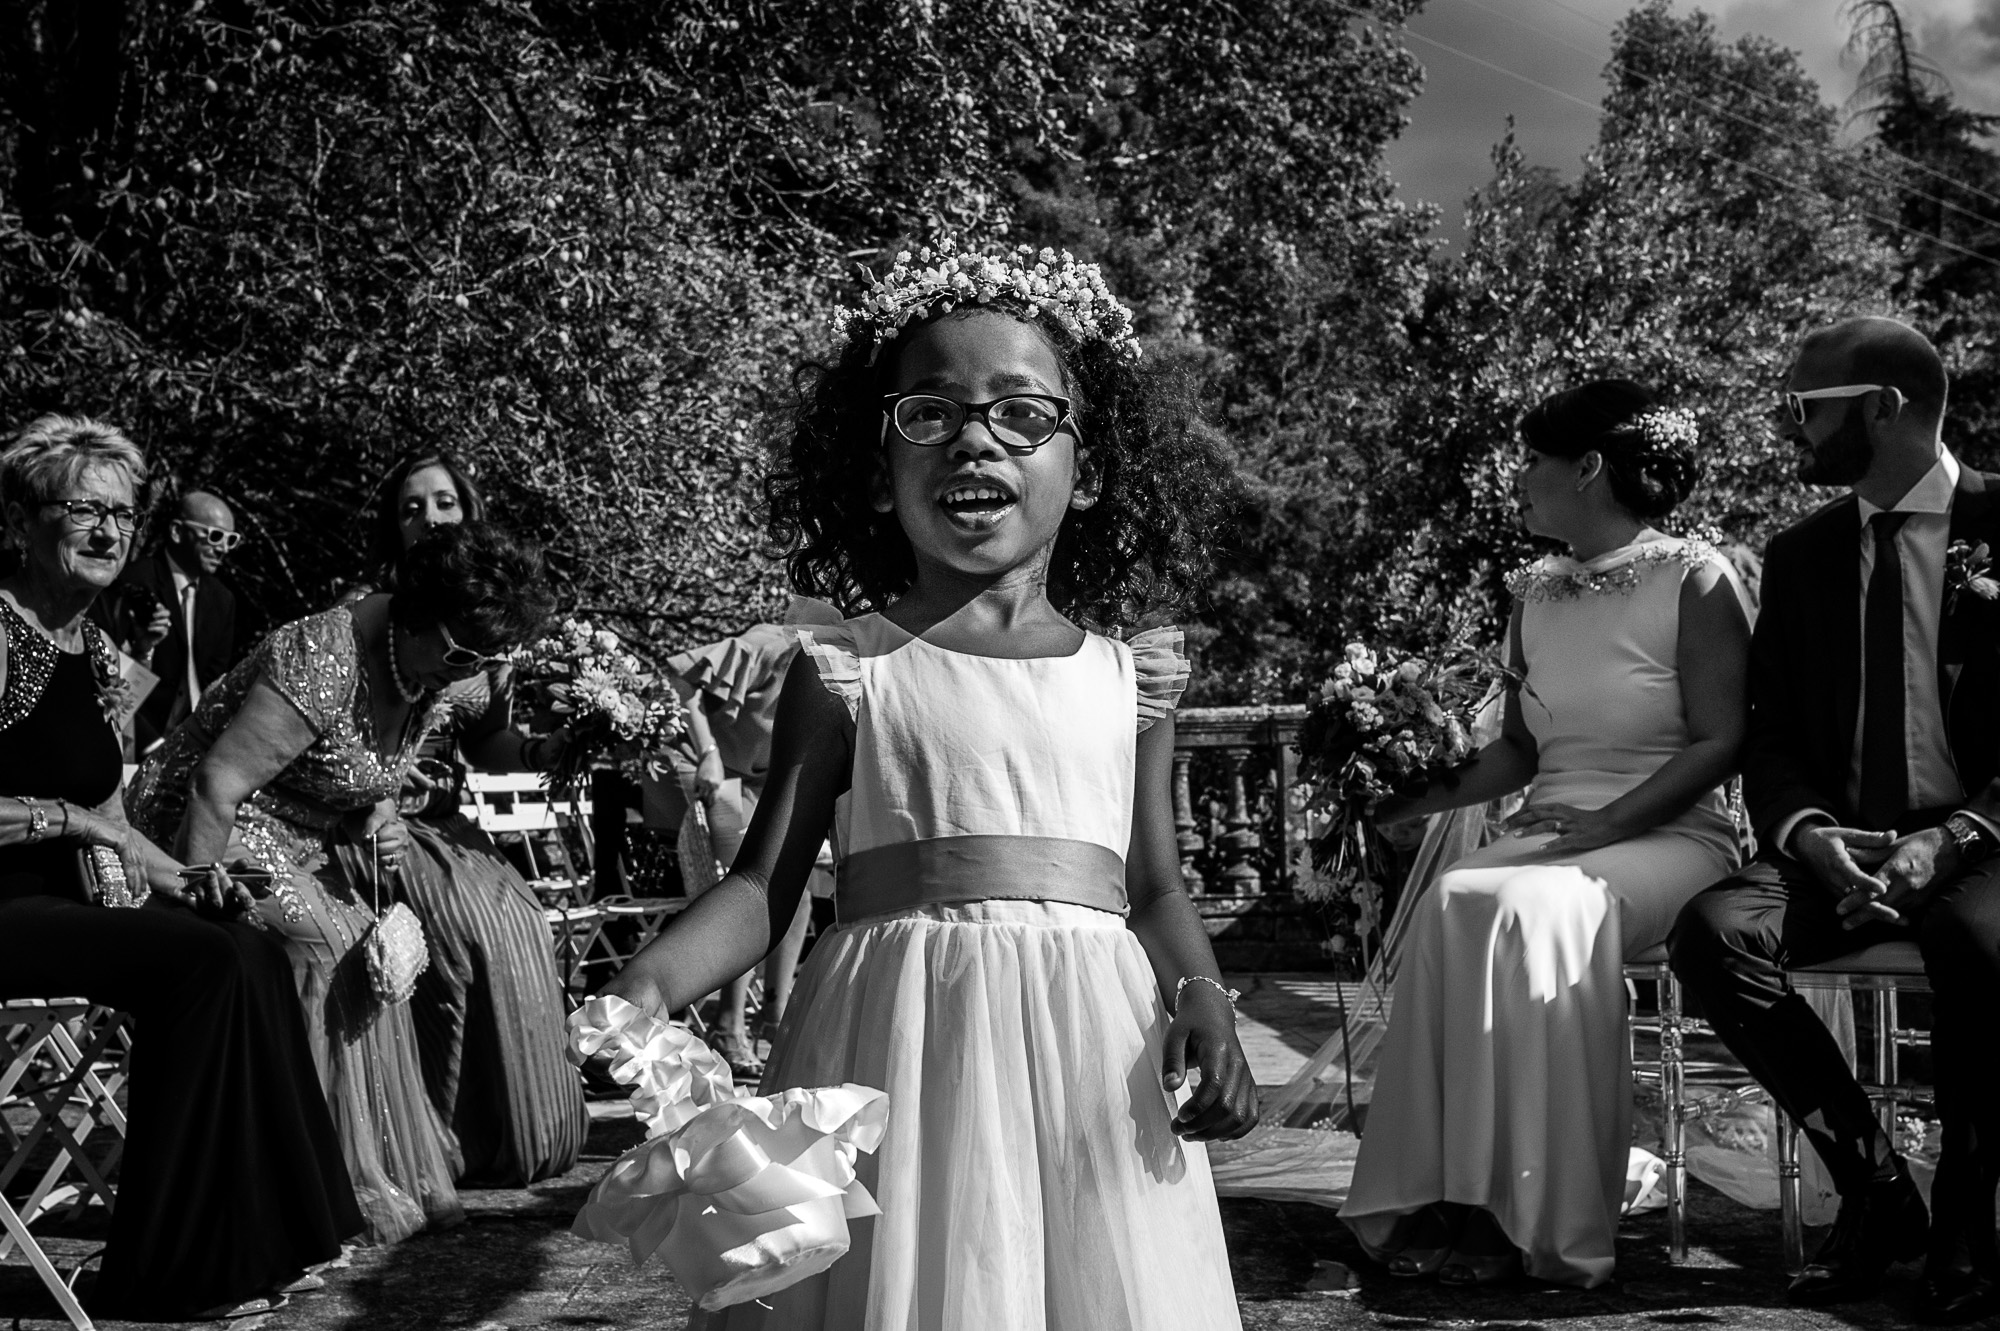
top-left (1505, 538), bottom-right (1720, 603)
top-left (829, 237), bottom-right (1141, 362)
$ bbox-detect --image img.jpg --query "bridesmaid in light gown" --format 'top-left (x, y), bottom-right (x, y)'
top-left (1340, 380), bottom-right (1751, 1287)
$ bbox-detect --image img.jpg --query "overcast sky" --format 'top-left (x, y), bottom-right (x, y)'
top-left (1389, 0), bottom-right (2000, 245)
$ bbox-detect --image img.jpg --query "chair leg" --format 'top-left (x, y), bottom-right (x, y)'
top-left (1778, 1109), bottom-right (1804, 1274)
top-left (0, 1197), bottom-right (93, 1331)
top-left (1660, 965), bottom-right (1688, 1264)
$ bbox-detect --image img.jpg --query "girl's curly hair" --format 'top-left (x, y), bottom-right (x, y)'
top-left (764, 304), bottom-right (1232, 627)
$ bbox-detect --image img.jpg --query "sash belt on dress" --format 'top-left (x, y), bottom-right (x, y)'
top-left (836, 835), bottom-right (1128, 921)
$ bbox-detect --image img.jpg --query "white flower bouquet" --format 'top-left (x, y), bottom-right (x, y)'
top-left (1293, 636), bottom-right (1494, 948)
top-left (511, 618), bottom-right (686, 789)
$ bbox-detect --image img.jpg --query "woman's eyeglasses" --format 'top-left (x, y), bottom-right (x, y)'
top-left (1784, 383), bottom-right (1883, 425)
top-left (43, 500), bottom-right (141, 535)
top-left (176, 519), bottom-right (243, 552)
top-left (438, 622), bottom-right (508, 672)
top-left (881, 393), bottom-right (1073, 452)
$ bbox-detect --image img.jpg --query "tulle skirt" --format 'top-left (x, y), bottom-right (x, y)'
top-left (691, 899), bottom-right (1242, 1331)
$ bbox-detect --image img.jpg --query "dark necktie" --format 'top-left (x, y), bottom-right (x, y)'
top-left (1858, 511), bottom-right (1912, 830)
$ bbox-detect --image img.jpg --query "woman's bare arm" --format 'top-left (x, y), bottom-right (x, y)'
top-left (601, 653), bottom-right (849, 1020)
top-left (180, 676), bottom-right (319, 863)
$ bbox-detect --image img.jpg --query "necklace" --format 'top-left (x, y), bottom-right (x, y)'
top-left (385, 622), bottom-right (426, 704)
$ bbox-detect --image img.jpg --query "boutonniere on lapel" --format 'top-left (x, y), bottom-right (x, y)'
top-left (1945, 540), bottom-right (2000, 615)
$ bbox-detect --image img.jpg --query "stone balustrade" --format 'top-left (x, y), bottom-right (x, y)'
top-left (1172, 704), bottom-right (1328, 969)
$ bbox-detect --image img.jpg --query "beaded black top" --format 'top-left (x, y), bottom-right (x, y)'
top-left (0, 597), bottom-right (123, 899)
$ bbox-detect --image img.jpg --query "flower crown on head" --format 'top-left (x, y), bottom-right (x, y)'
top-left (1631, 406), bottom-right (1699, 454)
top-left (830, 237), bottom-right (1141, 363)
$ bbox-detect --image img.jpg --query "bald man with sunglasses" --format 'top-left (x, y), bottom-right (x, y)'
top-left (99, 490), bottom-right (243, 752)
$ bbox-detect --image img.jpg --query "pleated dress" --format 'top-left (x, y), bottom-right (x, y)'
top-left (692, 613), bottom-right (1242, 1331)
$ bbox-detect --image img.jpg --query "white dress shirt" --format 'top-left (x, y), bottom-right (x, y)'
top-left (1776, 448), bottom-right (1998, 846)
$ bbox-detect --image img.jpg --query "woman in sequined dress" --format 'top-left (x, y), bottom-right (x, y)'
top-left (344, 453), bottom-right (587, 1186)
top-left (129, 520), bottom-right (555, 1244)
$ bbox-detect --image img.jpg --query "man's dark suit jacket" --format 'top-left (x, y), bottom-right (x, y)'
top-left (1743, 465), bottom-right (2000, 845)
top-left (93, 551), bottom-right (240, 752)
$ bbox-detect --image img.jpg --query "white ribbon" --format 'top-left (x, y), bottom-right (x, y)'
top-left (568, 995), bottom-right (890, 1310)
top-left (567, 994), bottom-right (736, 1137)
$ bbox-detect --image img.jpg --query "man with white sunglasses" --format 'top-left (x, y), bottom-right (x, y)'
top-left (1672, 317), bottom-right (2000, 1320)
top-left (103, 489), bottom-right (243, 752)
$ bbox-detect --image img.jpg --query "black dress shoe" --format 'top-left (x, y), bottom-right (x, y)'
top-left (1787, 1173), bottom-right (1930, 1306)
top-left (1920, 1270), bottom-right (2000, 1325)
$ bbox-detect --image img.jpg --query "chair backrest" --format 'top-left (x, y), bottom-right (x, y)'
top-left (463, 770), bottom-right (596, 890)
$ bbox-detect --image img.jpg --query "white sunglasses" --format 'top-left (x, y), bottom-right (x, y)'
top-left (1784, 383), bottom-right (1883, 425)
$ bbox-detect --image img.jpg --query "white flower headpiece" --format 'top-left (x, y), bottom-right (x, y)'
top-left (830, 237), bottom-right (1141, 362)
top-left (1632, 406), bottom-right (1698, 454)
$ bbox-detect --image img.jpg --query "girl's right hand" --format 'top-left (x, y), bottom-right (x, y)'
top-left (597, 970), bottom-right (671, 1026)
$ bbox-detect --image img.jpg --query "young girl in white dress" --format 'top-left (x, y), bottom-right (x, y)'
top-left (601, 241), bottom-right (1257, 1329)
top-left (1340, 380), bottom-right (1752, 1288)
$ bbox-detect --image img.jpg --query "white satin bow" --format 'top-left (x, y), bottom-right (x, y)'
top-left (567, 995), bottom-right (891, 1310)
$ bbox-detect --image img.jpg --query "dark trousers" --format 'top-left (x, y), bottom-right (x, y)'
top-left (1670, 850), bottom-right (2000, 1270)
top-left (0, 894), bottom-right (363, 1317)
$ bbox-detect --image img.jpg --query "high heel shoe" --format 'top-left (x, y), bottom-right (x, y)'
top-left (1437, 1249), bottom-right (1521, 1286)
top-left (1381, 1203), bottom-right (1464, 1279)
top-left (1387, 1245), bottom-right (1453, 1278)
top-left (1437, 1208), bottom-right (1521, 1286)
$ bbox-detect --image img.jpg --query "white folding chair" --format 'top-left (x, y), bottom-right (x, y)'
top-left (1, 999), bottom-right (132, 1331)
top-left (463, 772), bottom-right (595, 906)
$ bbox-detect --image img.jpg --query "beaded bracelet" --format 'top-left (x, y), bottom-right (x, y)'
top-left (14, 796), bottom-right (48, 843)
top-left (1173, 975), bottom-right (1240, 1016)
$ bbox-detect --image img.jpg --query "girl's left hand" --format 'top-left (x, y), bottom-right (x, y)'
top-left (1162, 983), bottom-right (1260, 1141)
top-left (1505, 802), bottom-right (1626, 856)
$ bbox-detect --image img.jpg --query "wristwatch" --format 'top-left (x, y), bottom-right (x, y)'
top-left (1942, 812), bottom-right (1996, 866)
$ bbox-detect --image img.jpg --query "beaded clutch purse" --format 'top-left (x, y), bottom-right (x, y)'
top-left (77, 844), bottom-right (148, 908)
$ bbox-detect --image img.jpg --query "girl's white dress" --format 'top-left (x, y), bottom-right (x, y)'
top-left (693, 613), bottom-right (1242, 1331)
top-left (1340, 532), bottom-right (1745, 1287)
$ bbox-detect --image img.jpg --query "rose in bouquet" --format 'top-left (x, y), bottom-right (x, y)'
top-left (1292, 636), bottom-right (1495, 955)
top-left (511, 618), bottom-right (686, 790)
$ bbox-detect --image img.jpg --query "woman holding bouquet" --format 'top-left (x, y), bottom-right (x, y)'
top-left (129, 520), bottom-right (556, 1243)
top-left (1340, 380), bottom-right (1750, 1287)
top-left (345, 454), bottom-right (587, 1187)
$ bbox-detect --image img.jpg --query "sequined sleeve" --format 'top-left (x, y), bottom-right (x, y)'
top-left (255, 610), bottom-right (359, 735)
top-left (1130, 626), bottom-right (1190, 733)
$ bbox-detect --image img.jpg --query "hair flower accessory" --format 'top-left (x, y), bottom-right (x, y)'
top-left (1632, 406), bottom-right (1699, 454)
top-left (829, 236), bottom-right (1141, 362)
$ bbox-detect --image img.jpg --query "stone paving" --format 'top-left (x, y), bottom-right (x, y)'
top-left (0, 975), bottom-right (1967, 1330)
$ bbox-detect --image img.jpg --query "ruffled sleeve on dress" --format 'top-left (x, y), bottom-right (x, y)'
top-left (1129, 626), bottom-right (1190, 733)
top-left (667, 624), bottom-right (796, 723)
top-left (794, 625), bottom-right (863, 722)
top-left (257, 611), bottom-right (354, 735)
